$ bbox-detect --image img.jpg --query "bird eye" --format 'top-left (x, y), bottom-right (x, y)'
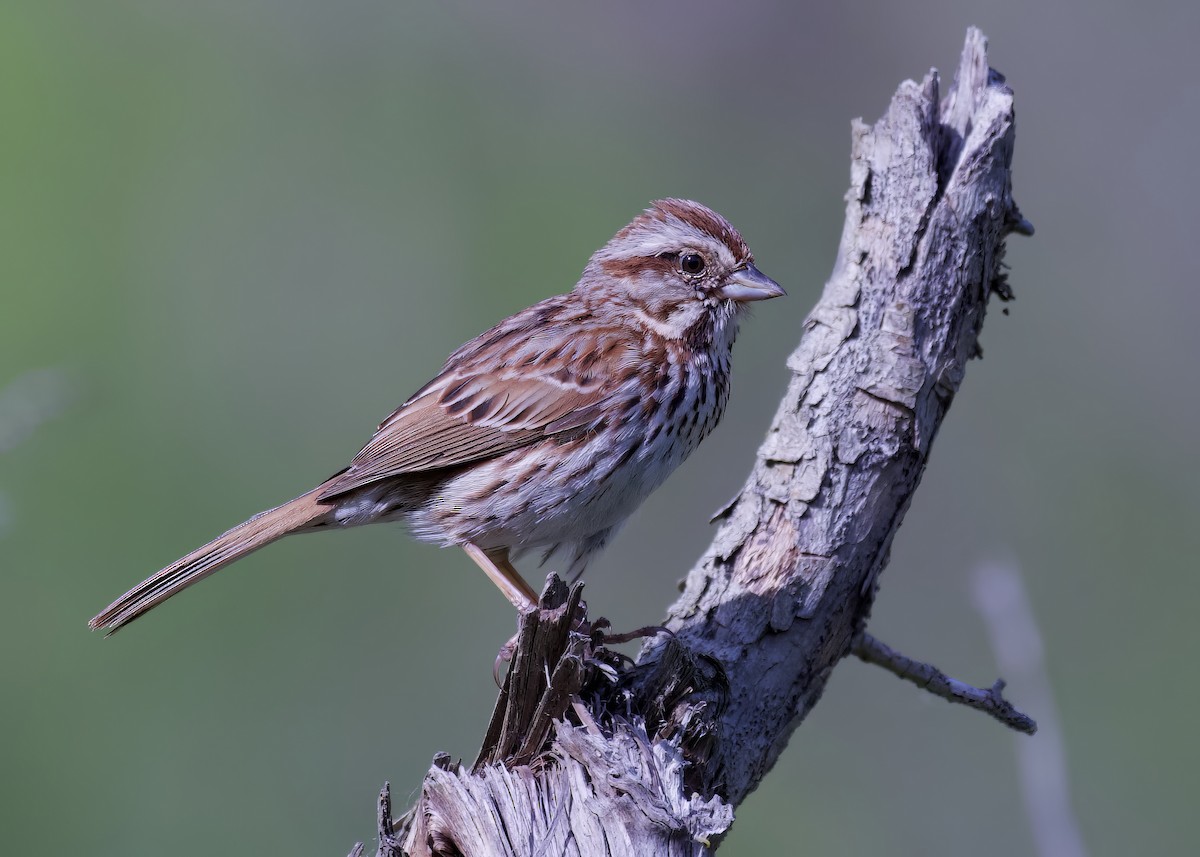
top-left (680, 253), bottom-right (706, 276)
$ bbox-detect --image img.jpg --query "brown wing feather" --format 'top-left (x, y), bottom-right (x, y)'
top-left (318, 296), bottom-right (633, 500)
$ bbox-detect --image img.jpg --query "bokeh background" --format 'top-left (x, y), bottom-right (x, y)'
top-left (3, 2), bottom-right (1197, 854)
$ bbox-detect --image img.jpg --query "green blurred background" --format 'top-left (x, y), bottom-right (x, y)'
top-left (3, 1), bottom-right (1197, 854)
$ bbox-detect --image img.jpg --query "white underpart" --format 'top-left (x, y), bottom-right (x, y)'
top-left (399, 300), bottom-right (739, 578)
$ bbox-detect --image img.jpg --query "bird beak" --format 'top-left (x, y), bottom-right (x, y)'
top-left (715, 264), bottom-right (786, 302)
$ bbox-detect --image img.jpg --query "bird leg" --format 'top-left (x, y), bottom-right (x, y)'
top-left (462, 543), bottom-right (539, 613)
top-left (460, 544), bottom-right (540, 685)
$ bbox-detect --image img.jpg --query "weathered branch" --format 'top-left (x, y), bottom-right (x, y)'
top-left (647, 24), bottom-right (1032, 810)
top-left (357, 28), bottom-right (1033, 856)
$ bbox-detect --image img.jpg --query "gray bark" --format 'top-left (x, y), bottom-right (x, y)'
top-left (356, 28), bottom-right (1033, 857)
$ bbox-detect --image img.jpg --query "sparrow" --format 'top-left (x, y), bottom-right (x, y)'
top-left (90, 199), bottom-right (784, 634)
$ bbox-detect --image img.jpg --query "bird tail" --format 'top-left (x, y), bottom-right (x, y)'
top-left (89, 487), bottom-right (334, 635)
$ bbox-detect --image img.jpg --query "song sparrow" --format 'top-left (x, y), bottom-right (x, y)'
top-left (90, 199), bottom-right (784, 633)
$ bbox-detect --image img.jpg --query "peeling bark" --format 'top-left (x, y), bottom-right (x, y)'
top-left (662, 28), bottom-right (1031, 804)
top-left (357, 28), bottom-right (1033, 857)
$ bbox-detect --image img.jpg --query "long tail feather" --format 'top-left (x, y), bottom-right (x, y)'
top-left (89, 487), bottom-right (333, 634)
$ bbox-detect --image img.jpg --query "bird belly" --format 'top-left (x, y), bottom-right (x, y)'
top-left (403, 367), bottom-right (724, 563)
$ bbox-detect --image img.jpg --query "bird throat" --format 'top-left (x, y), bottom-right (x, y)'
top-left (630, 296), bottom-right (737, 347)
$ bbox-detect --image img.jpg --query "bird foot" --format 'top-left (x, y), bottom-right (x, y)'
top-left (594, 623), bottom-right (674, 646)
top-left (491, 613), bottom-right (673, 686)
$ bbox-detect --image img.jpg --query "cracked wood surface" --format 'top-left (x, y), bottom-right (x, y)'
top-left (372, 28), bottom-right (1030, 857)
top-left (664, 28), bottom-right (1028, 805)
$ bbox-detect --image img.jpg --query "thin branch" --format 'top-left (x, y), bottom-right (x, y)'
top-left (851, 631), bottom-right (1037, 735)
top-left (974, 559), bottom-right (1089, 857)
top-left (0, 367), bottom-right (73, 454)
top-left (0, 367), bottom-right (73, 537)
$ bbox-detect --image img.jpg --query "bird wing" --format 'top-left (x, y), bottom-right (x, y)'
top-left (317, 303), bottom-right (633, 500)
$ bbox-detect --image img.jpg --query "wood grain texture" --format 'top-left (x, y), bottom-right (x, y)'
top-left (664, 27), bottom-right (1030, 805)
top-left (359, 28), bottom-right (1030, 857)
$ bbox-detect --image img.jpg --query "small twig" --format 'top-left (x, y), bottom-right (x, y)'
top-left (851, 631), bottom-right (1037, 735)
top-left (0, 367), bottom-right (73, 454)
top-left (347, 782), bottom-right (403, 857)
top-left (0, 367), bottom-right (74, 537)
top-left (974, 559), bottom-right (1089, 857)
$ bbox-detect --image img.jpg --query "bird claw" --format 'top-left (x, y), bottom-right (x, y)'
top-left (596, 624), bottom-right (675, 646)
top-left (493, 633), bottom-right (519, 687)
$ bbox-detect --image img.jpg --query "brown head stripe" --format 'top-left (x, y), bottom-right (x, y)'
top-left (648, 198), bottom-right (751, 263)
